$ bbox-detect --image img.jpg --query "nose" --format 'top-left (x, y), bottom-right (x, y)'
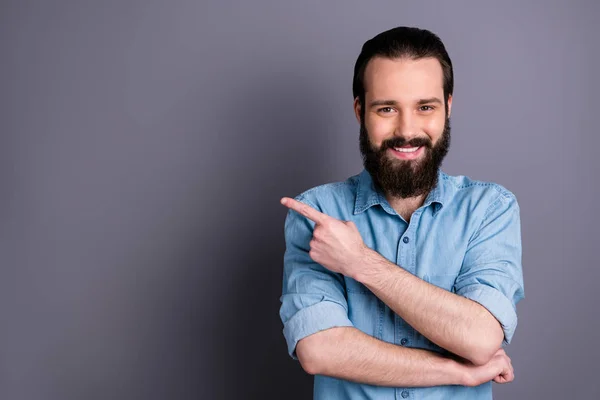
top-left (393, 112), bottom-right (417, 139)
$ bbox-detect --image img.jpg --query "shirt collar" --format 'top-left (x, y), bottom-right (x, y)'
top-left (353, 169), bottom-right (449, 216)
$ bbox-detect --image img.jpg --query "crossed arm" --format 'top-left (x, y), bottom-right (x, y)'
top-left (296, 326), bottom-right (511, 388)
top-left (355, 249), bottom-right (504, 366)
top-left (280, 195), bottom-right (523, 387)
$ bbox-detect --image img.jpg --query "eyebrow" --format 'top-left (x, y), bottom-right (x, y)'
top-left (417, 97), bottom-right (443, 105)
top-left (369, 97), bottom-right (443, 108)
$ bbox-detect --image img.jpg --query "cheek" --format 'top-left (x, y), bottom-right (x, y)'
top-left (366, 118), bottom-right (395, 146)
top-left (422, 117), bottom-right (445, 141)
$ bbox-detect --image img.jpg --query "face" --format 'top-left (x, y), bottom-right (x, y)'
top-left (355, 56), bottom-right (453, 199)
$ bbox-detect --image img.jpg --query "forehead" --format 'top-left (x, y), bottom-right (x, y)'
top-left (363, 56), bottom-right (444, 101)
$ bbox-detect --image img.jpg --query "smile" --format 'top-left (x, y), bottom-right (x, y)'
top-left (388, 146), bottom-right (424, 160)
top-left (393, 147), bottom-right (420, 153)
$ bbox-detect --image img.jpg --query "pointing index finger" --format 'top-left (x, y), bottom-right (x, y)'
top-left (280, 197), bottom-right (330, 224)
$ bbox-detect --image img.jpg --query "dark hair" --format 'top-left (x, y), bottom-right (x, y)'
top-left (352, 26), bottom-right (453, 112)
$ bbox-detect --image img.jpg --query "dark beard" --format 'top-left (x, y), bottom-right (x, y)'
top-left (359, 118), bottom-right (451, 199)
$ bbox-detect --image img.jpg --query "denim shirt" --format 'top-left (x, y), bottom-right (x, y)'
top-left (279, 168), bottom-right (525, 400)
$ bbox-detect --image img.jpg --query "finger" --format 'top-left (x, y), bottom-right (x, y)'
top-left (499, 364), bottom-right (514, 383)
top-left (505, 369), bottom-right (514, 383)
top-left (493, 370), bottom-right (512, 384)
top-left (280, 197), bottom-right (331, 224)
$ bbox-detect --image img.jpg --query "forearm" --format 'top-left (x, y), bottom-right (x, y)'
top-left (356, 249), bottom-right (503, 365)
top-left (296, 326), bottom-right (465, 387)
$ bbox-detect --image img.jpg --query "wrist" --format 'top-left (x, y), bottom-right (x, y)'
top-left (418, 353), bottom-right (468, 386)
top-left (352, 247), bottom-right (390, 284)
top-left (441, 357), bottom-right (469, 386)
top-left (454, 360), bottom-right (471, 386)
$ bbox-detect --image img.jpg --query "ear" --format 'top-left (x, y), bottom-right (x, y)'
top-left (353, 97), bottom-right (362, 124)
top-left (446, 94), bottom-right (453, 118)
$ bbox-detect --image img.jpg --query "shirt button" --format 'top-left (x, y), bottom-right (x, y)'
top-left (400, 338), bottom-right (408, 346)
top-left (403, 237), bottom-right (409, 243)
top-left (401, 390), bottom-right (409, 398)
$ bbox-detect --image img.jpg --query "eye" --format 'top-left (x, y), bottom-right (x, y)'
top-left (378, 107), bottom-right (394, 113)
top-left (419, 105), bottom-right (435, 112)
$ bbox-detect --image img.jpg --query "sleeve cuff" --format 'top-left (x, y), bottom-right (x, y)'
top-left (458, 284), bottom-right (518, 345)
top-left (283, 300), bottom-right (354, 359)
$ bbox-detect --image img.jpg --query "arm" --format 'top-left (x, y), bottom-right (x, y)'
top-left (297, 326), bottom-right (514, 387)
top-left (355, 194), bottom-right (525, 366)
top-left (297, 326), bottom-right (461, 387)
top-left (279, 198), bottom-right (486, 387)
top-left (356, 253), bottom-right (503, 366)
top-left (279, 194), bottom-right (521, 380)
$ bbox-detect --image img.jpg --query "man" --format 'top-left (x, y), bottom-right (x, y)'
top-left (279, 26), bottom-right (524, 399)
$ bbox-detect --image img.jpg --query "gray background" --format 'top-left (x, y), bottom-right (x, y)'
top-left (1, 0), bottom-right (598, 399)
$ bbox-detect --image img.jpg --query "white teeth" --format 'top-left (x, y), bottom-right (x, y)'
top-left (393, 147), bottom-right (420, 153)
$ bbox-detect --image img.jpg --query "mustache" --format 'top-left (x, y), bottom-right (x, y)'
top-left (381, 137), bottom-right (432, 150)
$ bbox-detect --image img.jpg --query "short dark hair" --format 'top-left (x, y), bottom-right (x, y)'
top-left (352, 26), bottom-right (454, 112)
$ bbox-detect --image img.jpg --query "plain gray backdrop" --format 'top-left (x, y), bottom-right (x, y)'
top-left (1, 0), bottom-right (598, 399)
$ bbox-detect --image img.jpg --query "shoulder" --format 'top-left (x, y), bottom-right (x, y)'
top-left (441, 171), bottom-right (519, 217)
top-left (292, 173), bottom-right (361, 217)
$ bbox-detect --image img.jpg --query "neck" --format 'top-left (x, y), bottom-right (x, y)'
top-left (385, 192), bottom-right (428, 223)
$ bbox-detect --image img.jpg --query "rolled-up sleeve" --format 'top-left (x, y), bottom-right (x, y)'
top-left (454, 193), bottom-right (525, 345)
top-left (279, 196), bottom-right (354, 360)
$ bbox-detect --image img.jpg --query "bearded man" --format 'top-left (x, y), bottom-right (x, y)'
top-left (279, 26), bottom-right (524, 400)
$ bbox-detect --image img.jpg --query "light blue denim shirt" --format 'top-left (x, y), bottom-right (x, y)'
top-left (279, 168), bottom-right (525, 400)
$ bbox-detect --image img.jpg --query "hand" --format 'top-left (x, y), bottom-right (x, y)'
top-left (280, 197), bottom-right (367, 279)
top-left (460, 348), bottom-right (514, 387)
